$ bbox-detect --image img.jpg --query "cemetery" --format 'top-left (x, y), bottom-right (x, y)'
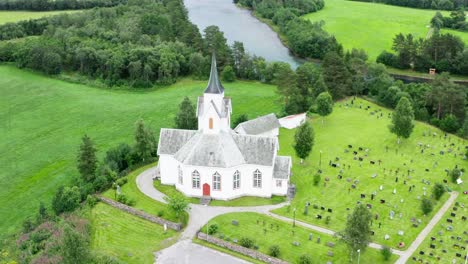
top-left (272, 98), bottom-right (467, 249)
top-left (199, 212), bottom-right (398, 263)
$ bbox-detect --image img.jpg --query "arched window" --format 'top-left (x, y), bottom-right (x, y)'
top-left (209, 118), bottom-right (213, 129)
top-left (178, 166), bottom-right (183, 185)
top-left (233, 170), bottom-right (240, 189)
top-left (213, 172), bottom-right (221, 190)
top-left (253, 169), bottom-right (262, 188)
top-left (192, 170), bottom-right (200, 189)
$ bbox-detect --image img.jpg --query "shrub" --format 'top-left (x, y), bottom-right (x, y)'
top-left (222, 65), bottom-right (235, 82)
top-left (208, 224), bottom-right (218, 235)
top-left (115, 177), bottom-right (128, 187)
top-left (450, 168), bottom-right (461, 183)
top-left (313, 174), bottom-right (321, 186)
top-left (421, 198), bottom-right (433, 215)
top-left (239, 237), bottom-right (255, 248)
top-left (440, 114), bottom-right (460, 133)
top-left (117, 194), bottom-right (135, 206)
top-left (86, 195), bottom-right (99, 207)
top-left (381, 246), bottom-right (392, 261)
top-left (268, 245), bottom-right (281, 257)
top-left (298, 254), bottom-right (312, 264)
top-left (376, 51), bottom-right (397, 67)
top-left (432, 183), bottom-right (445, 200)
top-left (157, 210), bottom-right (164, 217)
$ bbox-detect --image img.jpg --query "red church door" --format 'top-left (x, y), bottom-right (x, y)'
top-left (203, 183), bottom-right (210, 196)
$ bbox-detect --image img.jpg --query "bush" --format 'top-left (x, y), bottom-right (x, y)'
top-left (117, 194), bottom-right (135, 206)
top-left (221, 65), bottom-right (235, 82)
top-left (157, 210), bottom-right (164, 217)
top-left (115, 177), bottom-right (128, 187)
top-left (298, 254), bottom-right (312, 264)
top-left (239, 237), bottom-right (255, 248)
top-left (432, 183), bottom-right (445, 200)
top-left (421, 198), bottom-right (433, 215)
top-left (450, 168), bottom-right (461, 183)
top-left (268, 245), bottom-right (281, 257)
top-left (313, 174), bottom-right (321, 186)
top-left (208, 224), bottom-right (219, 235)
top-left (376, 51), bottom-right (397, 67)
top-left (86, 195), bottom-right (99, 207)
top-left (381, 246), bottom-right (392, 261)
top-left (440, 114), bottom-right (460, 133)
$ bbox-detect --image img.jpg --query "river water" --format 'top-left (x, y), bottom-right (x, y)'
top-left (184, 0), bottom-right (303, 68)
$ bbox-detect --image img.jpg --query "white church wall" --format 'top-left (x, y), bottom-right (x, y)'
top-left (271, 179), bottom-right (288, 196)
top-left (159, 155), bottom-right (178, 185)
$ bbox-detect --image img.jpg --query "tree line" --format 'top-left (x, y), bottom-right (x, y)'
top-left (0, 0), bottom-right (126, 11)
top-left (348, 0), bottom-right (467, 10)
top-left (431, 9), bottom-right (467, 31)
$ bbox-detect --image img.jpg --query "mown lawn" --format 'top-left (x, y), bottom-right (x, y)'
top-left (272, 98), bottom-right (466, 249)
top-left (303, 0), bottom-right (468, 60)
top-left (0, 10), bottom-right (80, 25)
top-left (89, 203), bottom-right (178, 264)
top-left (201, 212), bottom-right (399, 263)
top-left (0, 65), bottom-right (281, 239)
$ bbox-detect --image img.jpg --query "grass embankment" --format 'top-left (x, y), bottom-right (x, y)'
top-left (0, 10), bottom-right (80, 25)
top-left (272, 98), bottom-right (466, 249)
top-left (303, 0), bottom-right (468, 60)
top-left (89, 203), bottom-right (178, 264)
top-left (0, 65), bottom-right (281, 238)
top-left (201, 212), bottom-right (399, 263)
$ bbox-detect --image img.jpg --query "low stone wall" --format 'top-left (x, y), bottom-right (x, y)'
top-left (98, 196), bottom-right (182, 231)
top-left (197, 232), bottom-right (289, 264)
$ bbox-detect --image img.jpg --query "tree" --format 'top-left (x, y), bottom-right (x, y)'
top-left (293, 122), bottom-right (314, 163)
top-left (164, 194), bottom-right (189, 221)
top-left (222, 65), bottom-right (235, 82)
top-left (52, 186), bottom-right (81, 215)
top-left (175, 97), bottom-right (197, 130)
top-left (61, 225), bottom-right (90, 264)
top-left (315, 92), bottom-right (333, 124)
top-left (381, 246), bottom-right (392, 261)
top-left (431, 12), bottom-right (445, 31)
top-left (432, 183), bottom-right (446, 200)
top-left (298, 254), bottom-right (312, 264)
top-left (322, 52), bottom-right (351, 99)
top-left (341, 204), bottom-right (372, 257)
top-left (389, 97), bottom-right (415, 143)
top-left (275, 63), bottom-right (297, 105)
top-left (450, 168), bottom-right (461, 183)
top-left (232, 114), bottom-right (248, 128)
top-left (268, 245), bottom-right (281, 257)
top-left (421, 198), bottom-right (433, 215)
top-left (134, 119), bottom-right (156, 162)
top-left (77, 134), bottom-right (97, 183)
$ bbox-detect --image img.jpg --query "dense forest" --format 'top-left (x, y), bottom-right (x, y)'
top-left (348, 0), bottom-right (467, 10)
top-left (0, 0), bottom-right (125, 11)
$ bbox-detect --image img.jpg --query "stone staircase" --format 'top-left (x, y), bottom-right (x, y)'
top-left (200, 196), bottom-right (211, 206)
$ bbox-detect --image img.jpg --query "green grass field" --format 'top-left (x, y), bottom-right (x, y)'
top-left (272, 98), bottom-right (466, 249)
top-left (89, 202), bottom-right (178, 264)
top-left (0, 65), bottom-right (281, 239)
top-left (412, 196), bottom-right (468, 263)
top-left (201, 212), bottom-right (399, 263)
top-left (0, 10), bottom-right (79, 25)
top-left (303, 0), bottom-right (468, 60)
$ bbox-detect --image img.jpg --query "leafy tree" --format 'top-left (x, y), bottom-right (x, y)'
top-left (52, 186), bottom-right (81, 215)
top-left (431, 12), bottom-right (445, 31)
top-left (322, 52), bottom-right (351, 99)
top-left (134, 119), bottom-right (156, 162)
top-left (268, 245), bottom-right (281, 257)
top-left (232, 114), bottom-right (248, 128)
top-left (315, 92), bottom-right (333, 124)
top-left (204, 25), bottom-right (231, 67)
top-left (222, 65), bottom-right (235, 82)
top-left (293, 122), bottom-right (314, 163)
top-left (175, 97), bottom-right (198, 130)
top-left (381, 246), bottom-right (392, 261)
top-left (275, 63), bottom-right (297, 105)
top-left (61, 225), bottom-right (90, 264)
top-left (432, 183), bottom-right (446, 200)
top-left (164, 194), bottom-right (189, 221)
top-left (421, 198), bottom-right (433, 215)
top-left (341, 204), bottom-right (372, 256)
top-left (450, 168), bottom-right (461, 183)
top-left (77, 134), bottom-right (97, 183)
top-left (440, 114), bottom-right (461, 133)
top-left (389, 97), bottom-right (415, 143)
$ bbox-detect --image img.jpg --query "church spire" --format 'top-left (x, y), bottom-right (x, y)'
top-left (204, 53), bottom-right (224, 94)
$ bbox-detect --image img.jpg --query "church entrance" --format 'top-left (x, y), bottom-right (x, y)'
top-left (203, 183), bottom-right (210, 196)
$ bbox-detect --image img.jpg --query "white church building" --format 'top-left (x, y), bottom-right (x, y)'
top-left (156, 55), bottom-right (291, 200)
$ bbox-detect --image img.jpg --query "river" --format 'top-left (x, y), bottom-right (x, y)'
top-left (184, 0), bottom-right (303, 69)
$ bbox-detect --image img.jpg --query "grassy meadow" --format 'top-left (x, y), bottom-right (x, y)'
top-left (273, 98), bottom-right (467, 249)
top-left (0, 10), bottom-right (80, 25)
top-left (303, 0), bottom-right (468, 60)
top-left (89, 202), bottom-right (178, 264)
top-left (0, 65), bottom-right (281, 238)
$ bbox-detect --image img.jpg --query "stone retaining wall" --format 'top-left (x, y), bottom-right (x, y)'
top-left (197, 232), bottom-right (289, 264)
top-left (98, 196), bottom-right (182, 231)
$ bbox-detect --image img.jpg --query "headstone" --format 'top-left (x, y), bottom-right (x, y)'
top-left (361, 194), bottom-right (366, 198)
top-left (384, 234), bottom-right (390, 240)
top-left (309, 233), bottom-right (313, 241)
top-left (390, 211), bottom-right (395, 219)
top-left (398, 230), bottom-right (404, 236)
top-left (292, 241), bottom-right (300, 246)
top-left (232, 220), bottom-right (239, 226)
top-left (327, 251), bottom-right (334, 257)
top-left (327, 242), bottom-right (335, 248)
top-left (317, 237), bottom-right (321, 243)
top-left (367, 204), bottom-right (372, 209)
top-left (328, 208), bottom-right (332, 213)
top-left (379, 185), bottom-right (383, 191)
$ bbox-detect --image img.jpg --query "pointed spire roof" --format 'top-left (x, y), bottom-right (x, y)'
top-left (204, 53), bottom-right (224, 94)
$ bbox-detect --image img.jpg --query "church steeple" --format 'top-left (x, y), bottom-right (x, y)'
top-left (204, 53), bottom-right (224, 94)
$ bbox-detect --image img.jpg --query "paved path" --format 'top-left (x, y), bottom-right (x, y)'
top-left (136, 166), bottom-right (460, 264)
top-left (395, 191), bottom-right (459, 264)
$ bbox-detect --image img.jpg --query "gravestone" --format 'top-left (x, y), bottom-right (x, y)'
top-left (327, 242), bottom-right (335, 248)
top-left (327, 251), bottom-right (334, 257)
top-left (385, 234), bottom-right (390, 240)
top-left (390, 211), bottom-right (395, 219)
top-left (232, 220), bottom-right (239, 226)
top-left (292, 241), bottom-right (300, 246)
top-left (398, 230), bottom-right (404, 236)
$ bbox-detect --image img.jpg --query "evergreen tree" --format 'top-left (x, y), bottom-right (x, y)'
top-left (322, 52), bottom-right (351, 99)
top-left (315, 92), bottom-right (333, 124)
top-left (134, 119), bottom-right (155, 162)
top-left (389, 97), bottom-right (415, 143)
top-left (341, 204), bottom-right (372, 257)
top-left (293, 122), bottom-right (314, 164)
top-left (77, 134), bottom-right (97, 183)
top-left (312, 75), bottom-right (328, 99)
top-left (431, 12), bottom-right (444, 31)
top-left (175, 97), bottom-right (198, 130)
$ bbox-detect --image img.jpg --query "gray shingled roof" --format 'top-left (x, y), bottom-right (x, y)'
top-left (273, 156), bottom-right (291, 179)
top-left (157, 129), bottom-right (198, 155)
top-left (204, 54), bottom-right (224, 94)
top-left (231, 133), bottom-right (277, 166)
top-left (235, 113), bottom-right (280, 135)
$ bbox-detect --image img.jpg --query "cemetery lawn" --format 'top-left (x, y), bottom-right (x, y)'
top-left (0, 65), bottom-right (281, 239)
top-left (272, 97), bottom-right (466, 249)
top-left (411, 196), bottom-right (468, 263)
top-left (154, 180), bottom-right (286, 206)
top-left (303, 0), bottom-right (468, 60)
top-left (0, 10), bottom-right (80, 25)
top-left (88, 202), bottom-right (178, 264)
top-left (201, 212), bottom-right (399, 263)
